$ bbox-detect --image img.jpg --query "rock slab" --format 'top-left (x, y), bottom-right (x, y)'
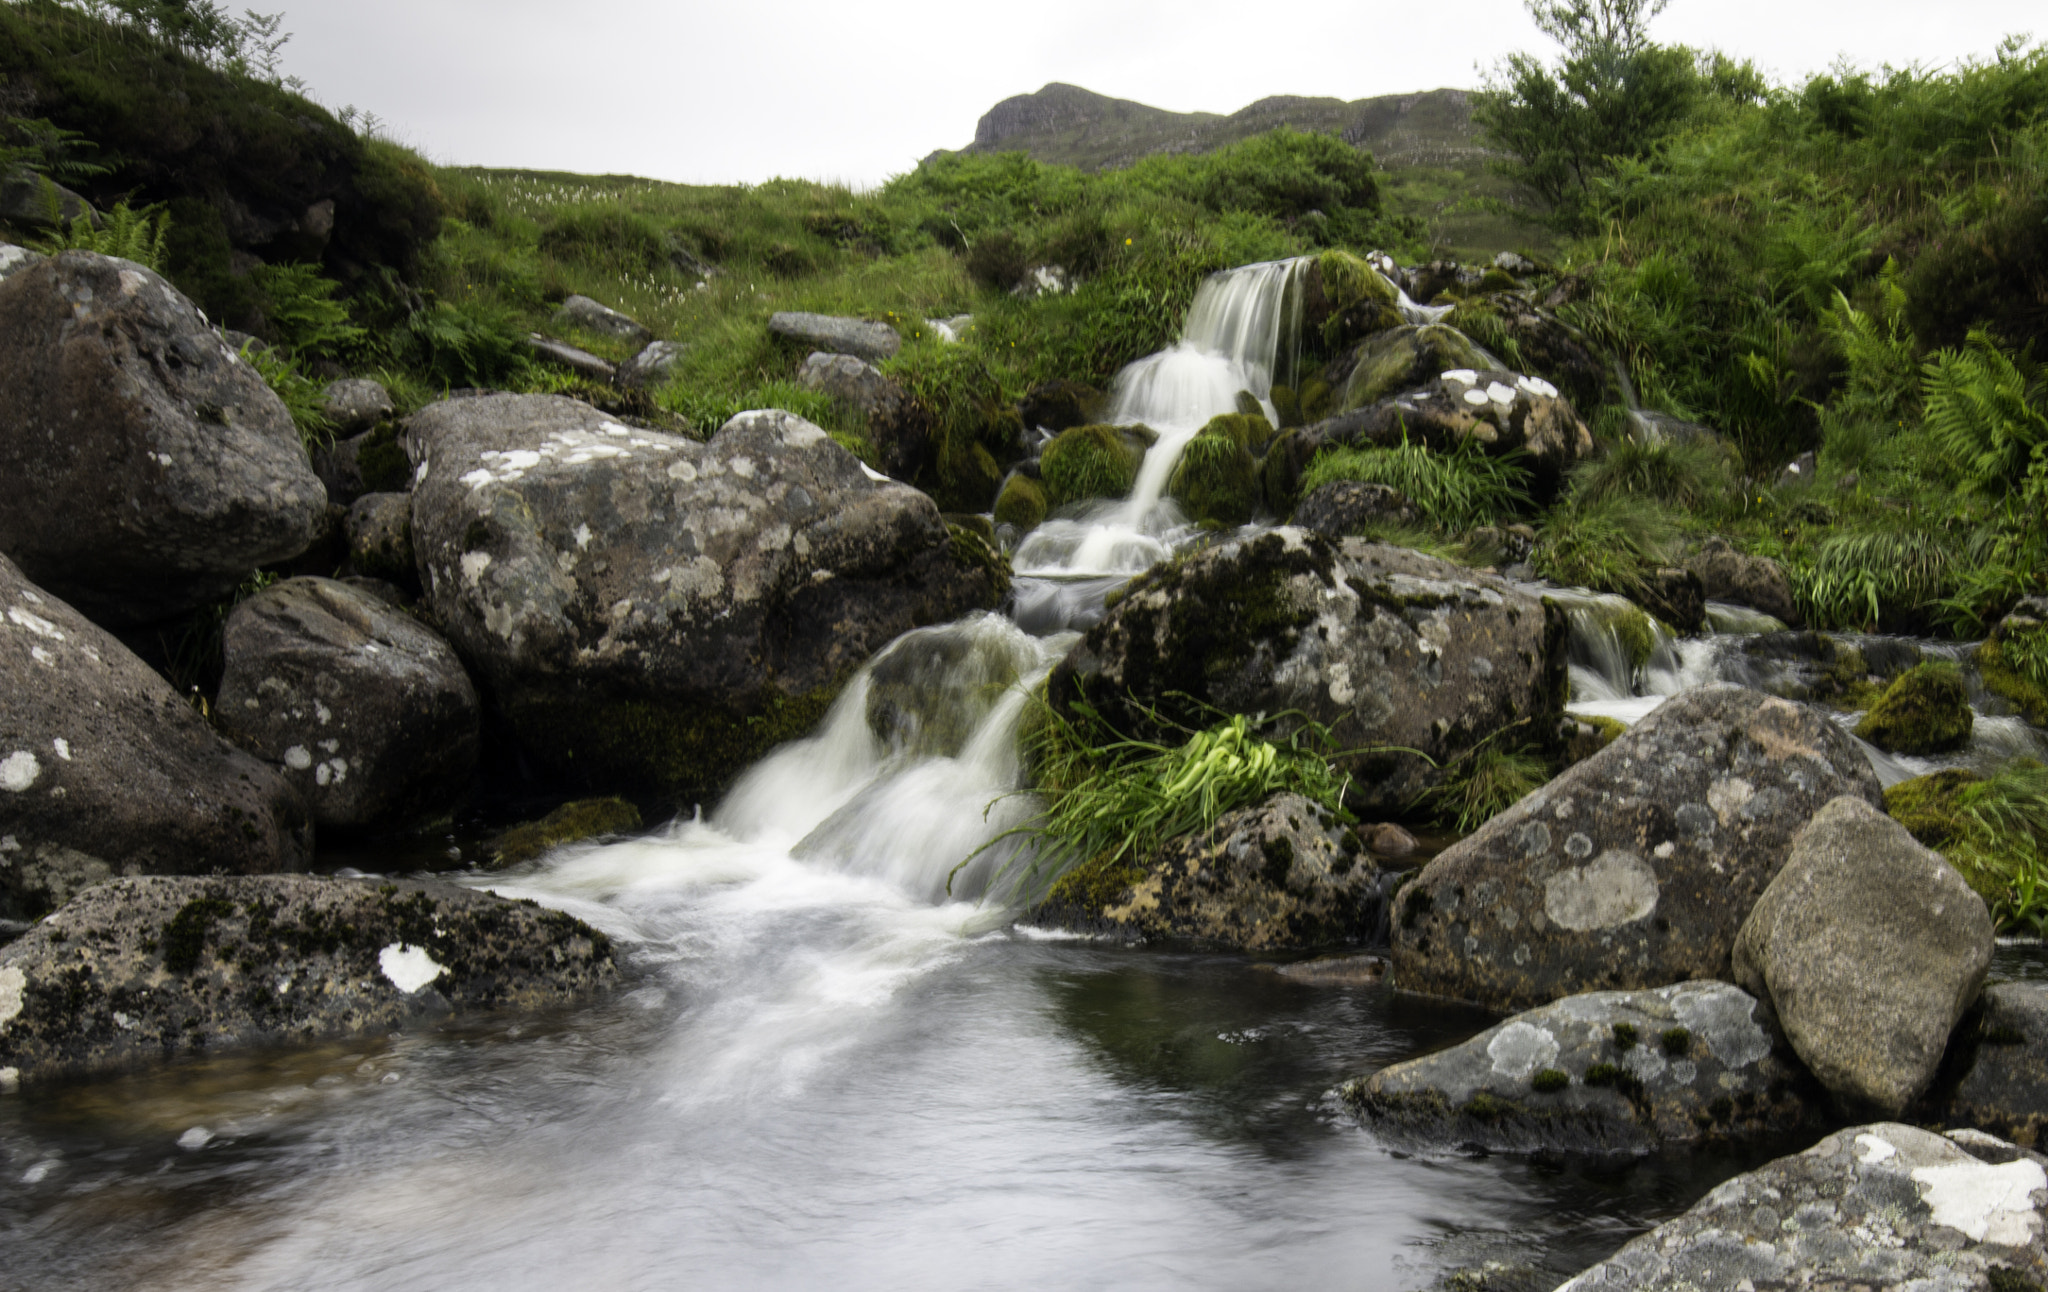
top-left (1392, 685), bottom-right (1885, 1011)
top-left (769, 311), bottom-right (900, 364)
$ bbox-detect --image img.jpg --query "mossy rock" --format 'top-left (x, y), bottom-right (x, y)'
top-left (1260, 427), bottom-right (1316, 516)
top-left (488, 798), bottom-right (642, 868)
top-left (994, 473), bottom-right (1048, 530)
top-left (1477, 268), bottom-right (1521, 293)
top-left (1884, 768), bottom-right (1983, 850)
top-left (1854, 662), bottom-right (1974, 754)
top-left (1979, 634), bottom-right (2048, 727)
top-left (946, 522), bottom-right (1013, 602)
top-left (1337, 324), bottom-right (1486, 413)
top-left (934, 434), bottom-right (1003, 513)
top-left (1197, 411), bottom-right (1276, 454)
top-left (1313, 249), bottom-right (1406, 354)
top-left (1040, 423), bottom-right (1147, 508)
top-left (1268, 380), bottom-right (1334, 431)
top-left (1168, 430), bottom-right (1260, 527)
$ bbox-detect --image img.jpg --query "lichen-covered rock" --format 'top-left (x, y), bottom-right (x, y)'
top-left (216, 577), bottom-right (479, 832)
top-left (0, 251), bottom-right (327, 625)
top-left (1444, 293), bottom-right (1614, 413)
top-left (1856, 661), bottom-right (1976, 754)
top-left (553, 294), bottom-right (651, 346)
top-left (1732, 796), bottom-right (1992, 1115)
top-left (0, 874), bottom-right (617, 1086)
top-left (1028, 792), bottom-right (1383, 950)
top-left (344, 491), bottom-right (415, 586)
top-left (1333, 323), bottom-right (1489, 412)
top-left (1292, 481), bottom-right (1419, 535)
top-left (323, 378), bottom-right (394, 437)
top-left (1687, 536), bottom-right (1801, 626)
top-left (1347, 981), bottom-right (1819, 1155)
top-left (1554, 1123), bottom-right (2048, 1290)
top-left (0, 554), bottom-right (311, 921)
top-left (1046, 529), bottom-right (1567, 815)
top-left (487, 797), bottom-right (642, 867)
top-left (1312, 368), bottom-right (1594, 502)
top-left (795, 351), bottom-right (923, 479)
top-left (768, 311), bottom-right (900, 364)
top-left (405, 395), bottom-right (999, 800)
top-left (1391, 685), bottom-right (1885, 1012)
top-left (1926, 983), bottom-right (2048, 1148)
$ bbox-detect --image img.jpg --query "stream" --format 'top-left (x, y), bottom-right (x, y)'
top-left (3, 257), bottom-right (2043, 1291)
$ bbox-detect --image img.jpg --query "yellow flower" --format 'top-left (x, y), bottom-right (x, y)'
top-left (1125, 238), bottom-right (1133, 245)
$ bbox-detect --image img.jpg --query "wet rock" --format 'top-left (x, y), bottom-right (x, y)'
top-left (322, 378), bottom-right (393, 437)
top-left (768, 311), bottom-right (900, 364)
top-left (1391, 685), bottom-right (1884, 1012)
top-left (994, 473), bottom-right (1048, 530)
top-left (1368, 822), bottom-right (1420, 859)
top-left (1292, 481), bottom-right (1419, 536)
top-left (1733, 796), bottom-right (1992, 1115)
top-left (1739, 629), bottom-right (1914, 706)
top-left (1046, 529), bottom-right (1567, 815)
top-left (1348, 981), bottom-right (1819, 1154)
top-left (1407, 260), bottom-right (1483, 306)
top-left (1855, 661), bottom-right (1974, 754)
top-left (405, 396), bottom-right (999, 800)
top-left (1637, 566), bottom-right (1707, 636)
top-left (865, 615), bottom-right (1044, 759)
top-left (1687, 536), bottom-right (1801, 627)
top-left (0, 242), bottom-right (43, 283)
top-left (0, 874), bottom-right (617, 1086)
top-left (1301, 250), bottom-right (1405, 353)
top-left (1018, 379), bottom-right (1105, 435)
top-left (487, 797), bottom-right (642, 867)
top-left (1446, 293), bottom-right (1613, 412)
top-left (795, 351), bottom-right (924, 479)
top-left (1332, 324), bottom-right (1488, 412)
top-left (1312, 368), bottom-right (1594, 503)
top-left (0, 554), bottom-right (311, 921)
top-left (1028, 792), bottom-right (1384, 950)
top-left (216, 577), bottom-right (478, 831)
top-left (1553, 1122), bottom-right (2048, 1290)
top-left (1273, 953), bottom-right (1387, 985)
top-left (522, 334), bottom-right (615, 382)
top-left (0, 251), bottom-right (327, 625)
top-left (343, 492), bottom-right (415, 586)
top-left (615, 338), bottom-right (683, 392)
top-left (552, 294), bottom-right (651, 347)
top-left (1926, 982), bottom-right (2048, 1148)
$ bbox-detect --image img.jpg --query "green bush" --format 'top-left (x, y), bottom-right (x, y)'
top-left (1796, 528), bottom-right (1962, 632)
top-left (1567, 436), bottom-right (1736, 509)
top-left (239, 342), bottom-right (331, 451)
top-left (39, 199), bottom-right (169, 269)
top-left (403, 298), bottom-right (527, 389)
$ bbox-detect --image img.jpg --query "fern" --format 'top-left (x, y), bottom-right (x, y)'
top-left (38, 200), bottom-right (171, 271)
top-left (252, 262), bottom-right (367, 363)
top-left (1921, 329), bottom-right (2048, 494)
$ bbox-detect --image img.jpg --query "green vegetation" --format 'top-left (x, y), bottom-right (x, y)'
top-left (1041, 424), bottom-right (1145, 508)
top-left (37, 198), bottom-right (168, 267)
top-left (1887, 761), bottom-right (2048, 935)
top-left (1531, 1068), bottom-right (1570, 1092)
top-left (1853, 662), bottom-right (1974, 754)
top-left (1533, 495), bottom-right (1679, 599)
top-left (1299, 434), bottom-right (1532, 531)
top-left (1421, 742), bottom-right (1550, 832)
top-left (488, 797), bottom-right (644, 868)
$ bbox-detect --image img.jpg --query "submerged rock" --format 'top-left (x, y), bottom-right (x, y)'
top-left (865, 614), bottom-right (1044, 759)
top-left (0, 251), bottom-right (327, 625)
top-left (768, 311), bottom-right (900, 364)
top-left (216, 577), bottom-right (479, 832)
top-left (0, 874), bottom-right (618, 1086)
top-left (1856, 661), bottom-right (1976, 754)
top-left (1348, 981), bottom-right (1818, 1154)
top-left (406, 396), bottom-right (999, 800)
top-left (1046, 529), bottom-right (1567, 815)
top-left (1926, 982), bottom-right (2048, 1148)
top-left (1391, 685), bottom-right (1884, 1012)
top-left (1028, 792), bottom-right (1384, 950)
top-left (1687, 536), bottom-right (1801, 627)
top-left (0, 554), bottom-right (312, 921)
top-left (1553, 1122), bottom-right (2048, 1290)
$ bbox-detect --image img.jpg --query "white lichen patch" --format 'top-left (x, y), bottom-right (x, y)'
top-left (1517, 375), bottom-right (1559, 399)
top-left (461, 551), bottom-right (493, 588)
top-left (0, 965), bottom-right (25, 1029)
top-left (0, 751), bottom-right (42, 792)
top-left (1544, 850), bottom-right (1659, 931)
top-left (1443, 369), bottom-right (1477, 384)
top-left (1707, 776), bottom-right (1755, 822)
top-left (1486, 382), bottom-right (1518, 406)
top-left (283, 746), bottom-right (313, 771)
top-left (50, 739), bottom-right (69, 761)
top-left (1857, 1133), bottom-right (1898, 1165)
top-left (860, 463), bottom-right (891, 483)
top-left (378, 943), bottom-right (445, 993)
top-left (7, 606), bottom-right (64, 640)
top-left (1487, 1021), bottom-right (1560, 1078)
top-left (1910, 1158), bottom-right (2047, 1244)
top-left (1463, 388), bottom-right (1491, 407)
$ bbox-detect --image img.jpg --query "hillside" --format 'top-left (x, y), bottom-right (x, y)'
top-left (933, 82), bottom-right (1546, 258)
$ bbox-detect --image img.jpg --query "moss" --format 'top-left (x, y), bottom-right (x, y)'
top-left (1531, 1068), bottom-right (1570, 1093)
top-left (1980, 637), bottom-right (2048, 727)
top-left (1041, 423), bottom-right (1144, 508)
top-left (1338, 323), bottom-right (1486, 413)
top-left (1477, 268), bottom-right (1520, 293)
top-left (1612, 605), bottom-right (1657, 670)
top-left (1611, 1022), bottom-right (1639, 1050)
top-left (1018, 379), bottom-right (1105, 434)
top-left (1885, 768), bottom-right (1982, 849)
top-left (1168, 430), bottom-right (1261, 526)
top-left (1987, 1267), bottom-right (2046, 1292)
top-left (1461, 1090), bottom-right (1519, 1121)
top-left (1044, 848), bottom-right (1148, 912)
top-left (994, 473), bottom-right (1049, 530)
top-left (1854, 662), bottom-right (1974, 754)
top-left (1661, 1027), bottom-right (1692, 1057)
top-left (947, 522), bottom-right (1013, 601)
top-left (356, 425), bottom-right (411, 493)
top-left (488, 797), bottom-right (643, 868)
top-left (1270, 384), bottom-right (1301, 429)
top-left (1195, 411), bottom-right (1276, 454)
top-left (161, 895), bottom-right (235, 974)
top-left (1298, 377), bottom-right (1334, 425)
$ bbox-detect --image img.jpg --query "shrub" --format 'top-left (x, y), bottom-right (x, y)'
top-left (252, 261), bottom-right (366, 362)
top-left (241, 342), bottom-right (332, 451)
top-left (403, 298), bottom-right (526, 388)
top-left (39, 199), bottom-right (169, 269)
top-left (1796, 528), bottom-right (1962, 632)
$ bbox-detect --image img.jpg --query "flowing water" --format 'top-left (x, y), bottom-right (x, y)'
top-left (5, 259), bottom-right (2043, 1290)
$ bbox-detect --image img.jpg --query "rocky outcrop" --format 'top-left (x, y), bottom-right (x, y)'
top-left (1027, 792), bottom-right (1384, 949)
top-left (795, 351), bottom-right (924, 479)
top-left (323, 378), bottom-right (394, 438)
top-left (1046, 529), bottom-right (1567, 815)
top-left (0, 251), bottom-right (327, 625)
top-left (1391, 685), bottom-right (1884, 1012)
top-left (0, 554), bottom-right (311, 920)
top-left (552, 294), bottom-right (651, 346)
top-left (406, 395), bottom-right (1000, 800)
top-left (1311, 368), bottom-right (1594, 502)
top-left (1348, 981), bottom-right (1819, 1154)
top-left (768, 311), bottom-right (900, 364)
top-left (216, 577), bottom-right (478, 831)
top-left (1687, 536), bottom-right (1801, 626)
top-left (1927, 983), bottom-right (2048, 1148)
top-left (1292, 481), bottom-right (1419, 535)
top-left (1332, 324), bottom-right (1488, 411)
top-left (1554, 1123), bottom-right (2048, 1290)
top-left (1733, 795), bottom-right (1992, 1115)
top-left (0, 874), bottom-right (617, 1086)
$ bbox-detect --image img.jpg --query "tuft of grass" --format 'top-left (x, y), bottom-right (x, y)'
top-left (1419, 740), bottom-right (1549, 832)
top-left (1532, 495), bottom-right (1681, 598)
top-left (1568, 436), bottom-right (1737, 510)
top-left (1299, 433), bottom-right (1531, 531)
top-left (1889, 759), bottom-right (2048, 935)
top-left (1795, 528), bottom-right (1962, 632)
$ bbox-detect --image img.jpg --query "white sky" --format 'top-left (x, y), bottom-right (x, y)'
top-left (272, 0), bottom-right (2041, 186)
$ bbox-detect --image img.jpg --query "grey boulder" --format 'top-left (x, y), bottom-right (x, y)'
top-left (216, 577), bottom-right (478, 831)
top-left (0, 874), bottom-right (616, 1086)
top-left (769, 311), bottom-right (900, 364)
top-left (553, 294), bottom-right (651, 346)
top-left (0, 170), bottom-right (95, 230)
top-left (1392, 685), bottom-right (1884, 1012)
top-left (1291, 480), bottom-right (1419, 535)
top-left (616, 339), bottom-right (683, 391)
top-left (1314, 368), bottom-right (1595, 502)
top-left (344, 491), bottom-right (416, 586)
top-left (1688, 536), bottom-right (1801, 627)
top-left (1554, 1122), bottom-right (2048, 1290)
top-left (322, 378), bottom-right (394, 437)
top-left (0, 251), bottom-right (327, 625)
top-left (0, 242), bottom-right (42, 283)
top-left (523, 334), bottom-right (615, 382)
top-left (795, 351), bottom-right (923, 479)
top-left (0, 553), bottom-right (311, 920)
top-left (1348, 980), bottom-right (1818, 1154)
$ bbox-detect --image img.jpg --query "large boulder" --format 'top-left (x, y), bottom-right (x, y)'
top-left (322, 378), bottom-right (394, 438)
top-left (1027, 792), bottom-right (1384, 950)
top-left (0, 554), bottom-right (311, 921)
top-left (1687, 535), bottom-right (1801, 626)
top-left (1733, 795), bottom-right (1992, 1115)
top-left (1348, 981), bottom-right (1818, 1155)
top-left (0, 874), bottom-right (617, 1086)
top-left (0, 251), bottom-right (327, 625)
top-left (1554, 1123), bottom-right (2048, 1290)
top-left (794, 351), bottom-right (925, 480)
top-left (768, 311), bottom-right (900, 364)
top-left (1312, 368), bottom-right (1595, 502)
top-left (216, 577), bottom-right (479, 832)
top-left (0, 169), bottom-right (95, 230)
top-left (1391, 685), bottom-right (1885, 1012)
top-left (405, 395), bottom-right (1000, 800)
top-left (1046, 529), bottom-right (1568, 815)
top-left (1927, 982), bottom-right (2048, 1148)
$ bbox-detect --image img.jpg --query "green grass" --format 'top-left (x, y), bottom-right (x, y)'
top-left (1533, 495), bottom-right (1681, 598)
top-left (1889, 760), bottom-right (2048, 935)
top-left (1299, 435), bottom-right (1532, 531)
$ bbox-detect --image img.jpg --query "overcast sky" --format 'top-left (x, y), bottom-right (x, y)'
top-left (271, 0), bottom-right (2040, 187)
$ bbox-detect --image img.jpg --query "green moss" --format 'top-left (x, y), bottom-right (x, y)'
top-left (1477, 267), bottom-right (1520, 293)
top-left (1611, 1022), bottom-right (1638, 1050)
top-left (1041, 423), bottom-right (1145, 507)
top-left (1661, 1027), bottom-right (1692, 1057)
top-left (488, 797), bottom-right (643, 868)
top-left (1980, 637), bottom-right (2048, 727)
top-left (994, 473), bottom-right (1049, 530)
top-left (1531, 1068), bottom-right (1570, 1092)
top-left (1854, 662), bottom-right (1974, 754)
top-left (1338, 323), bottom-right (1486, 413)
top-left (1044, 848), bottom-right (1148, 912)
top-left (1168, 430), bottom-right (1261, 526)
top-left (161, 895), bottom-right (235, 974)
top-left (1885, 768), bottom-right (1983, 849)
top-left (1195, 411), bottom-right (1276, 454)
top-left (947, 522), bottom-right (1013, 601)
top-left (1613, 605), bottom-right (1658, 669)
top-left (1461, 1090), bottom-right (1519, 1120)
